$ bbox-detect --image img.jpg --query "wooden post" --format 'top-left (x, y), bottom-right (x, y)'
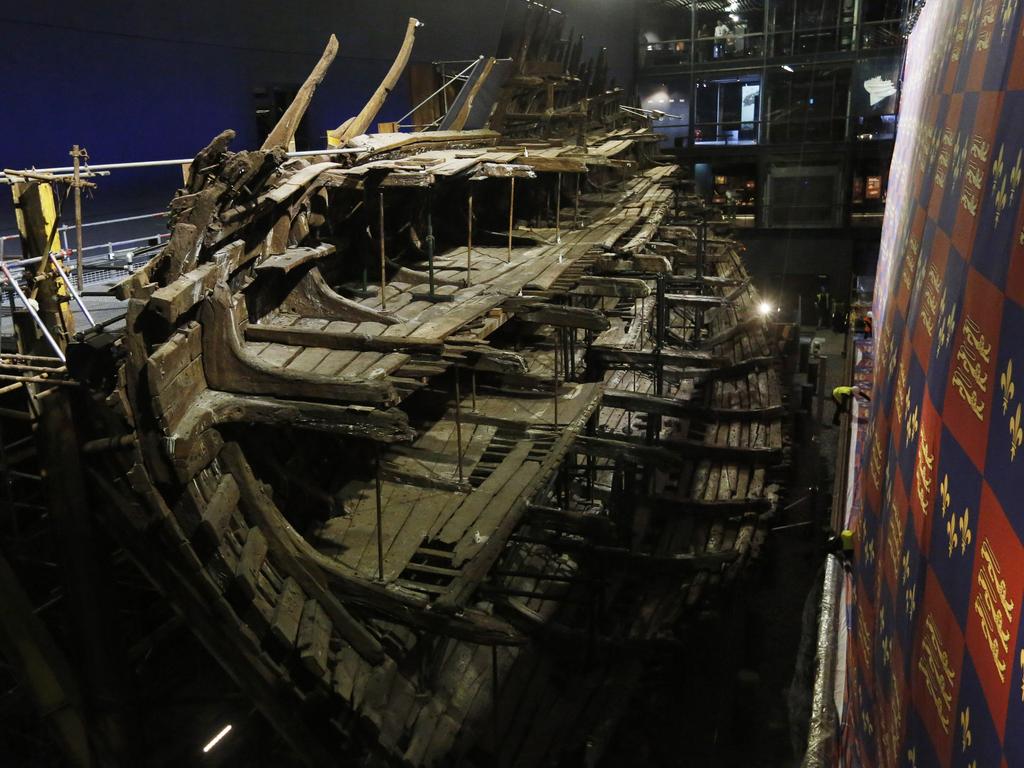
top-left (378, 191), bottom-right (387, 311)
top-left (454, 368), bottom-right (465, 484)
top-left (507, 177), bottom-right (515, 263)
top-left (466, 190), bottom-right (474, 287)
top-left (555, 172), bottom-right (562, 243)
top-left (70, 145), bottom-right (86, 292)
top-left (374, 446), bottom-right (385, 582)
top-left (471, 370), bottom-right (477, 412)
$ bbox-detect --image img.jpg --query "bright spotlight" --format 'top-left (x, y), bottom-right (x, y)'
top-left (781, 64), bottom-right (794, 73)
top-left (202, 724), bottom-right (232, 753)
top-left (758, 301), bottom-right (773, 316)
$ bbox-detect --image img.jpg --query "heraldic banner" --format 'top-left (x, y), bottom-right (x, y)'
top-left (844, 0), bottom-right (1024, 764)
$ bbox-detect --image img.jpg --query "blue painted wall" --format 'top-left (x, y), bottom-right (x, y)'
top-left (0, 1), bottom-right (635, 243)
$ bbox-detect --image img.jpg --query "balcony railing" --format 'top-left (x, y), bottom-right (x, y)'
top-left (640, 17), bottom-right (903, 68)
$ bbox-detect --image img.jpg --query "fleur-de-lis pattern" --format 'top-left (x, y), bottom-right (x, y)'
top-left (1002, 359), bottom-right (1015, 415)
top-left (906, 406), bottom-right (920, 446)
top-left (1011, 403), bottom-right (1023, 461)
top-left (947, 507), bottom-right (973, 557)
top-left (847, 0), bottom-right (1024, 759)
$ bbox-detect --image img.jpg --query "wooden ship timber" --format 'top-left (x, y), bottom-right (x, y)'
top-left (4, 8), bottom-right (795, 766)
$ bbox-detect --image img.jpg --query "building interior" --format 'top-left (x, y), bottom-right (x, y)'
top-left (0, 0), bottom-right (1020, 766)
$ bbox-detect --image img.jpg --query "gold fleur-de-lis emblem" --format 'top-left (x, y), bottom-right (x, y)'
top-left (882, 634), bottom-right (892, 666)
top-left (991, 145), bottom-right (1005, 195)
top-left (1011, 403), bottom-right (1024, 461)
top-left (908, 746), bottom-right (917, 767)
top-left (906, 584), bottom-right (917, 618)
top-left (1010, 149), bottom-right (1023, 205)
top-left (947, 507), bottom-right (973, 557)
top-left (1002, 359), bottom-right (1015, 415)
top-left (995, 176), bottom-right (1009, 226)
top-left (906, 407), bottom-right (920, 446)
top-left (1020, 649), bottom-right (1024, 702)
top-left (939, 474), bottom-right (951, 517)
top-left (901, 550), bottom-right (910, 584)
top-left (960, 707), bottom-right (972, 751)
top-left (958, 509), bottom-right (972, 555)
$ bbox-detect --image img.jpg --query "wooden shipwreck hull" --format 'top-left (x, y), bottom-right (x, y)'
top-left (65, 17), bottom-right (794, 768)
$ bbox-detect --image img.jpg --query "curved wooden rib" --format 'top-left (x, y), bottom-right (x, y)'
top-left (165, 390), bottom-right (415, 471)
top-left (220, 443), bottom-right (526, 646)
top-left (328, 18), bottom-right (420, 146)
top-left (447, 57), bottom-right (497, 131)
top-left (200, 284), bottom-right (398, 406)
top-left (262, 34), bottom-right (340, 151)
top-left (279, 266), bottom-right (400, 325)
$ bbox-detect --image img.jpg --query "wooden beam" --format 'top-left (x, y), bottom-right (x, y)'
top-left (245, 324), bottom-right (445, 355)
top-left (575, 434), bottom-right (782, 465)
top-left (200, 285), bottom-right (398, 406)
top-left (328, 19), bottom-right (420, 146)
top-left (588, 346), bottom-right (726, 368)
top-left (263, 35), bottom-right (339, 150)
top-left (511, 531), bottom-right (738, 571)
top-left (602, 389), bottom-right (785, 421)
top-left (220, 444), bottom-right (525, 646)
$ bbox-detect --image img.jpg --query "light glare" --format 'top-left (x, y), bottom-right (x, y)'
top-left (202, 724), bottom-right (232, 753)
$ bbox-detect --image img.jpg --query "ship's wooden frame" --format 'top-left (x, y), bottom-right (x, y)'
top-left (14, 8), bottom-right (795, 766)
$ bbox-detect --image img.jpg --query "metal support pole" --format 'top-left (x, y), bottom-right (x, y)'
top-left (466, 190), bottom-right (474, 287)
top-left (573, 174), bottom-right (581, 229)
top-left (555, 172), bottom-right (562, 243)
top-left (655, 275), bottom-right (665, 397)
top-left (553, 328), bottom-right (560, 426)
top-left (491, 645), bottom-right (500, 758)
top-left (471, 371), bottom-right (477, 412)
top-left (71, 145), bottom-right (87, 292)
top-left (0, 264), bottom-right (66, 362)
top-left (378, 191), bottom-right (387, 311)
top-left (454, 368), bottom-right (465, 484)
top-left (374, 447), bottom-right (385, 582)
top-left (47, 254), bottom-right (96, 328)
top-left (425, 189), bottom-right (435, 296)
top-left (507, 177), bottom-right (516, 263)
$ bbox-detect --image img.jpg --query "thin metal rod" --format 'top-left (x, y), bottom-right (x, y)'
top-left (0, 264), bottom-right (65, 362)
top-left (378, 191), bottom-right (388, 312)
top-left (573, 174), bottom-right (581, 229)
top-left (466, 191), bottom-right (473, 287)
top-left (454, 369), bottom-right (465, 484)
top-left (375, 447), bottom-right (385, 582)
top-left (555, 172), bottom-right (562, 243)
top-left (0, 149), bottom-right (362, 179)
top-left (553, 328), bottom-right (560, 426)
top-left (425, 190), bottom-right (435, 296)
top-left (71, 145), bottom-right (86, 291)
top-left (507, 177), bottom-right (515, 263)
top-left (491, 645), bottom-right (500, 758)
top-left (48, 254), bottom-right (96, 328)
top-left (471, 371), bottom-right (477, 412)
top-left (395, 58), bottom-right (480, 124)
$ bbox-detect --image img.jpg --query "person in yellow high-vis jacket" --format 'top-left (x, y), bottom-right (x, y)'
top-left (831, 385), bottom-right (870, 425)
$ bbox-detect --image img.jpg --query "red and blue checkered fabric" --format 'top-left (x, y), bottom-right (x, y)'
top-left (845, 0), bottom-right (1024, 765)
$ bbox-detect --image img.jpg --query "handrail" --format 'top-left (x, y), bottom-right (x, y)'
top-left (0, 263), bottom-right (66, 362)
